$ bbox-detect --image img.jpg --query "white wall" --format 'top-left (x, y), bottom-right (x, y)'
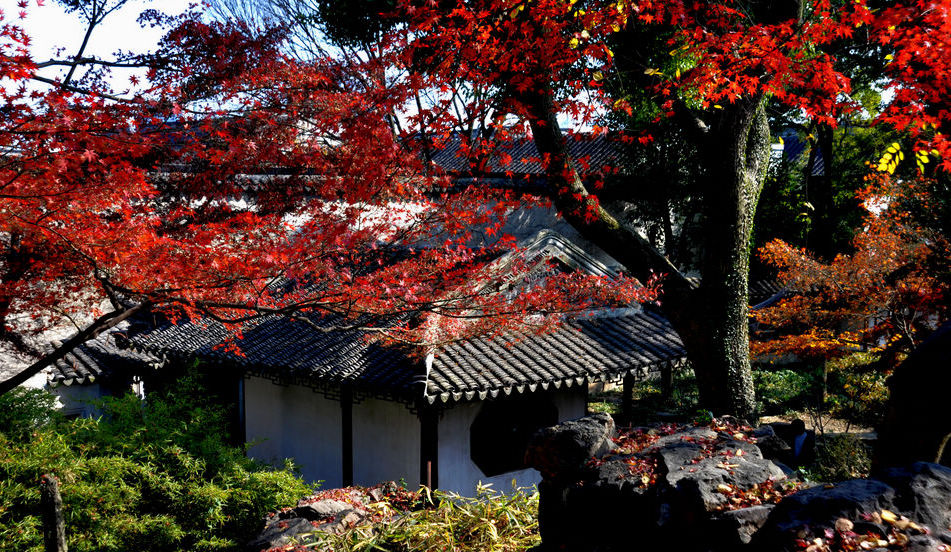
top-left (352, 397), bottom-right (420, 487)
top-left (48, 383), bottom-right (104, 418)
top-left (437, 389), bottom-right (587, 496)
top-left (244, 376), bottom-right (343, 487)
top-left (244, 377), bottom-right (589, 496)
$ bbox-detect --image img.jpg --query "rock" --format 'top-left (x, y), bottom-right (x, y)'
top-left (315, 508), bottom-right (366, 535)
top-left (752, 425), bottom-right (776, 439)
top-left (526, 413), bottom-right (616, 480)
top-left (753, 425), bottom-right (792, 462)
top-left (907, 534), bottom-right (945, 552)
top-left (658, 439), bottom-right (786, 513)
top-left (293, 498), bottom-right (354, 521)
top-left (752, 479), bottom-right (898, 551)
top-left (647, 426), bottom-right (718, 452)
top-left (535, 451), bottom-right (659, 552)
top-left (367, 487), bottom-right (384, 502)
top-left (876, 321), bottom-right (951, 469)
top-left (852, 520), bottom-right (888, 538)
top-left (877, 462), bottom-right (951, 534)
top-left (713, 505), bottom-right (775, 545)
top-left (247, 517), bottom-right (314, 551)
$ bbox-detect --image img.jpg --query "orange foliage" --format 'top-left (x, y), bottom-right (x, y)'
top-left (753, 176), bottom-right (950, 365)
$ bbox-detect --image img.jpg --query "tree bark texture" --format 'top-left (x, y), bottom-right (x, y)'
top-left (525, 89), bottom-right (767, 418)
top-left (682, 97), bottom-right (769, 418)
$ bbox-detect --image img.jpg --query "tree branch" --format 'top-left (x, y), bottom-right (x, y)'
top-left (36, 57), bottom-right (146, 70)
top-left (0, 302), bottom-right (151, 396)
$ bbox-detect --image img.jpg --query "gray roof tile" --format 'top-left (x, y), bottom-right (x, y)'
top-left (124, 307), bottom-right (685, 404)
top-left (50, 332), bottom-right (160, 387)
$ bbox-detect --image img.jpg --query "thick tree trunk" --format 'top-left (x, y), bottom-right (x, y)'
top-left (807, 123), bottom-right (837, 260)
top-left (682, 98), bottom-right (770, 418)
top-left (524, 89), bottom-right (767, 419)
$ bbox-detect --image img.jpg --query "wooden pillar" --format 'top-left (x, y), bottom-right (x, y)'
top-left (41, 474), bottom-right (67, 552)
top-left (419, 406), bottom-right (439, 490)
top-left (341, 387), bottom-right (353, 487)
top-left (661, 362), bottom-right (674, 401)
top-left (622, 373), bottom-right (635, 425)
top-left (235, 376), bottom-right (246, 445)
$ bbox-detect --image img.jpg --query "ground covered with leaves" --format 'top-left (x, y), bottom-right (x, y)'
top-left (797, 510), bottom-right (949, 552)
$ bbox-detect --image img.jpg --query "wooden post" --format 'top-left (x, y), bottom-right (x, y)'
top-left (419, 407), bottom-right (438, 490)
top-left (341, 386), bottom-right (353, 487)
top-left (40, 474), bottom-right (67, 552)
top-left (621, 373), bottom-right (635, 425)
top-left (661, 362), bottom-right (674, 401)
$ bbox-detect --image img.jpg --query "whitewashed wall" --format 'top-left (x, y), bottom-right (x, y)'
top-left (437, 388), bottom-right (587, 496)
top-left (244, 375), bottom-right (343, 487)
top-left (352, 397), bottom-right (420, 487)
top-left (245, 376), bottom-right (589, 495)
top-left (49, 383), bottom-right (104, 418)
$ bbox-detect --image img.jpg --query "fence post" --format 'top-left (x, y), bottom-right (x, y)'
top-left (40, 473), bottom-right (67, 552)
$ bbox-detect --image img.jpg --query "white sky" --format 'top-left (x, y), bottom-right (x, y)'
top-left (18, 0), bottom-right (193, 92)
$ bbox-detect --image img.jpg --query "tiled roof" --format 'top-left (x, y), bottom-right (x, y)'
top-left (425, 309), bottom-right (685, 404)
top-left (126, 308), bottom-right (685, 405)
top-left (777, 129), bottom-right (824, 176)
top-left (129, 313), bottom-right (419, 401)
top-left (426, 132), bottom-right (628, 176)
top-left (49, 333), bottom-right (160, 387)
top-left (117, 230), bottom-right (685, 403)
top-left (749, 279), bottom-right (787, 308)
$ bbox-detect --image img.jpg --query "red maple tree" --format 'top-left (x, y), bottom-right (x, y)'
top-left (0, 4), bottom-right (656, 394)
top-left (388, 0), bottom-right (951, 415)
top-left (3, 0), bottom-right (950, 415)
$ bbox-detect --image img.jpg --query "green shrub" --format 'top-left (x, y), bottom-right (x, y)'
top-left (811, 433), bottom-right (872, 482)
top-left (626, 369), bottom-right (699, 421)
top-left (0, 387), bottom-right (61, 440)
top-left (587, 389), bottom-right (621, 416)
top-left (0, 377), bottom-right (314, 552)
top-left (825, 353), bottom-right (888, 429)
top-left (753, 368), bottom-right (813, 414)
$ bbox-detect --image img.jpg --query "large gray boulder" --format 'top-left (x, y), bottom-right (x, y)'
top-left (658, 438), bottom-right (786, 515)
top-left (751, 479), bottom-right (898, 550)
top-left (712, 505), bottom-right (776, 545)
top-left (293, 498), bottom-right (355, 521)
top-left (314, 508), bottom-right (368, 535)
top-left (752, 424), bottom-right (792, 463)
top-left (526, 412), bottom-right (615, 480)
top-left (878, 462), bottom-right (951, 534)
top-left (246, 517), bottom-right (314, 551)
top-left (528, 414), bottom-right (792, 551)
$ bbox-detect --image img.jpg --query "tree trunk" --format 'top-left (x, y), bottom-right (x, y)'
top-left (680, 97), bottom-right (770, 418)
top-left (523, 88), bottom-right (767, 419)
top-left (808, 123), bottom-right (836, 260)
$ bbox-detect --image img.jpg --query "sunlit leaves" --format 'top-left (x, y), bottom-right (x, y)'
top-left (753, 175), bottom-right (950, 365)
top-left (876, 142), bottom-right (903, 174)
